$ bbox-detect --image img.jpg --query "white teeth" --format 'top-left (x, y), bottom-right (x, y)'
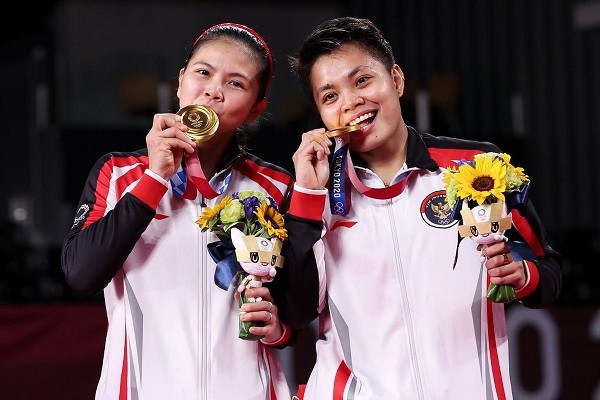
top-left (349, 112), bottom-right (375, 126)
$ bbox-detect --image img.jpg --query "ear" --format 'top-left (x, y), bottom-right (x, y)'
top-left (247, 98), bottom-right (268, 122)
top-left (391, 64), bottom-right (405, 98)
top-left (230, 227), bottom-right (245, 249)
top-left (176, 68), bottom-right (185, 99)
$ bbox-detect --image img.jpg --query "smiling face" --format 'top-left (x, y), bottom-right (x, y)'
top-left (458, 201), bottom-right (513, 244)
top-left (177, 38), bottom-right (267, 142)
top-left (310, 43), bottom-right (406, 154)
top-left (230, 227), bottom-right (284, 280)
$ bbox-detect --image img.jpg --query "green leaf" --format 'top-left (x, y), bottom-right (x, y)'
top-left (486, 283), bottom-right (516, 303)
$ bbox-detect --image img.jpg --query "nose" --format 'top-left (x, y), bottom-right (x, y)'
top-left (342, 91), bottom-right (364, 112)
top-left (204, 86), bottom-right (222, 100)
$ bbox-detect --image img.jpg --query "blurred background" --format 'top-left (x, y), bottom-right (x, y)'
top-left (0, 0), bottom-right (598, 399)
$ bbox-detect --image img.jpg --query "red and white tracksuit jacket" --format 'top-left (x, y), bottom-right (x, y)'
top-left (277, 127), bottom-right (562, 400)
top-left (62, 145), bottom-right (294, 400)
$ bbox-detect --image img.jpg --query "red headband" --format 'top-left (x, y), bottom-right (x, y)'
top-left (193, 23), bottom-right (274, 93)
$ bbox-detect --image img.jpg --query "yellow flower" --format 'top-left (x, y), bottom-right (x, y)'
top-left (442, 166), bottom-right (457, 184)
top-left (498, 152), bottom-right (511, 164)
top-left (514, 167), bottom-right (528, 182)
top-left (454, 156), bottom-right (507, 205)
top-left (196, 196), bottom-right (232, 229)
top-left (255, 202), bottom-right (288, 241)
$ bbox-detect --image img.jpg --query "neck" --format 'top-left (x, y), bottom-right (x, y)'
top-left (360, 126), bottom-right (408, 186)
top-left (371, 158), bottom-right (405, 187)
top-left (196, 137), bottom-right (232, 179)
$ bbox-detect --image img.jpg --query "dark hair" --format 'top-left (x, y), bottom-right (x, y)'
top-left (289, 17), bottom-right (395, 103)
top-left (185, 23), bottom-right (274, 101)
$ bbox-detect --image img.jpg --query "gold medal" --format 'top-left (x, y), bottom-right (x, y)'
top-left (325, 124), bottom-right (361, 138)
top-left (177, 105), bottom-right (219, 143)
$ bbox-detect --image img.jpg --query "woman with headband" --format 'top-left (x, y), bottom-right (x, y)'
top-left (61, 23), bottom-right (294, 399)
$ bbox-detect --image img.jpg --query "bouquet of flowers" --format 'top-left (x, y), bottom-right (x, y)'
top-left (196, 190), bottom-right (287, 340)
top-left (443, 152), bottom-right (530, 303)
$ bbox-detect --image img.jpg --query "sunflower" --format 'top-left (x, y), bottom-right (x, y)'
top-left (443, 152), bottom-right (530, 208)
top-left (453, 155), bottom-right (507, 205)
top-left (255, 202), bottom-right (288, 241)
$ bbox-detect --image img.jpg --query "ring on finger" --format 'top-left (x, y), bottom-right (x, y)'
top-left (502, 253), bottom-right (509, 264)
top-left (267, 301), bottom-right (273, 313)
top-left (268, 312), bottom-right (272, 322)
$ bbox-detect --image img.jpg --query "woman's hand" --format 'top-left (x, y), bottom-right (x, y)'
top-left (146, 113), bottom-right (196, 180)
top-left (292, 128), bottom-right (332, 189)
top-left (478, 240), bottom-right (527, 291)
top-left (240, 286), bottom-right (283, 343)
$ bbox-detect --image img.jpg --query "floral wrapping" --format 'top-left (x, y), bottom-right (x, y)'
top-left (197, 190), bottom-right (287, 340)
top-left (443, 152), bottom-right (530, 303)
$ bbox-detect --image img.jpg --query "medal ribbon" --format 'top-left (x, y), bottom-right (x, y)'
top-left (328, 142), bottom-right (351, 215)
top-left (184, 149), bottom-right (220, 199)
top-left (171, 149), bottom-right (232, 199)
top-left (346, 157), bottom-right (415, 200)
top-left (328, 137), bottom-right (415, 215)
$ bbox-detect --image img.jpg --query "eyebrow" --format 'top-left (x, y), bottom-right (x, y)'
top-left (190, 60), bottom-right (213, 70)
top-left (314, 65), bottom-right (365, 95)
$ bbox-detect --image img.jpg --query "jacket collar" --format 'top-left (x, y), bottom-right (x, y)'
top-left (350, 125), bottom-right (439, 172)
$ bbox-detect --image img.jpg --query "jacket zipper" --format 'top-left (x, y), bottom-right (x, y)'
top-left (388, 199), bottom-right (425, 399)
top-left (199, 195), bottom-right (208, 399)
